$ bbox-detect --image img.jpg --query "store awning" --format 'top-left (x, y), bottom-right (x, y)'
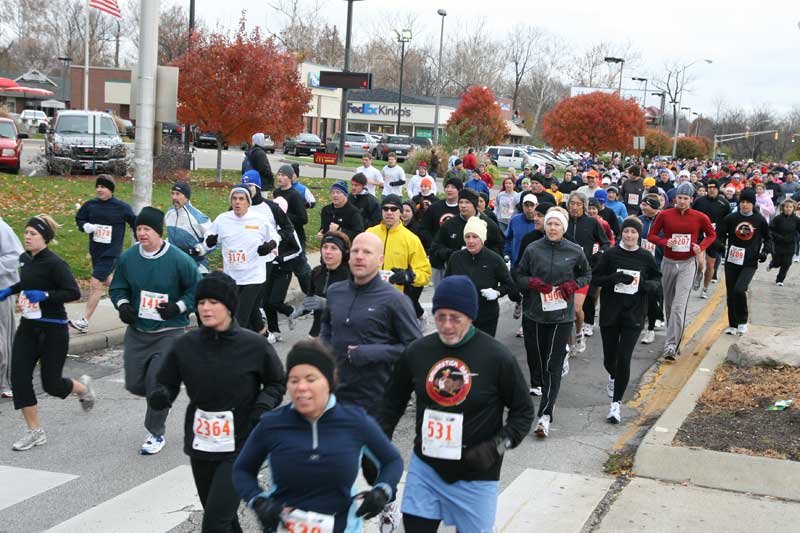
top-left (40, 99), bottom-right (66, 109)
top-left (506, 120), bottom-right (530, 138)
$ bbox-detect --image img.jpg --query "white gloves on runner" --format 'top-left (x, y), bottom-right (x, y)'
top-left (303, 295), bottom-right (327, 311)
top-left (82, 223), bottom-right (96, 234)
top-left (480, 288), bottom-right (500, 301)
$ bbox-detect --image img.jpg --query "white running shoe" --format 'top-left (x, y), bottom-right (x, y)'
top-left (140, 433), bottom-right (166, 455)
top-left (529, 387), bottom-right (542, 396)
top-left (737, 324), bottom-right (748, 336)
top-left (534, 415), bottom-right (551, 438)
top-left (607, 376), bottom-right (615, 399)
top-left (723, 327), bottom-right (737, 335)
top-left (515, 326), bottom-right (524, 338)
top-left (641, 330), bottom-right (655, 344)
top-left (607, 402), bottom-right (621, 424)
top-left (700, 289), bottom-right (709, 299)
top-left (582, 323), bottom-right (594, 336)
top-left (78, 374), bottom-right (95, 412)
top-left (711, 276), bottom-right (718, 284)
top-left (266, 332), bottom-right (278, 344)
top-left (561, 357), bottom-right (569, 377)
top-left (69, 317), bottom-right (89, 334)
top-left (794, 255), bottom-right (800, 263)
top-left (654, 320), bottom-right (665, 330)
top-left (378, 500), bottom-right (401, 533)
top-left (777, 282), bottom-right (784, 287)
top-left (575, 333), bottom-right (586, 353)
top-left (0, 390), bottom-right (12, 398)
top-left (12, 428), bottom-right (46, 451)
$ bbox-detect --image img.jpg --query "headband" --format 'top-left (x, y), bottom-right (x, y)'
top-left (544, 210), bottom-right (568, 230)
top-left (26, 217), bottom-right (54, 243)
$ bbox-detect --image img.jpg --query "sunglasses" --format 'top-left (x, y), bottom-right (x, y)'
top-left (382, 206), bottom-right (400, 212)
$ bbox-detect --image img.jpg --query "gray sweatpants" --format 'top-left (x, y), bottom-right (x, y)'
top-left (431, 267), bottom-right (445, 288)
top-left (0, 296), bottom-right (15, 393)
top-left (123, 326), bottom-right (185, 437)
top-left (661, 257), bottom-right (697, 351)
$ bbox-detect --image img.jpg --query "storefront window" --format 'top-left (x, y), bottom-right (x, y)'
top-left (348, 122), bottom-right (369, 132)
top-left (414, 127), bottom-right (433, 138)
top-left (398, 125), bottom-right (413, 136)
top-left (371, 124), bottom-right (394, 134)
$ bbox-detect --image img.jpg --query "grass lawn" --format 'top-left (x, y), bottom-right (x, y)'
top-left (0, 170), bottom-right (332, 280)
top-left (285, 155), bottom-right (388, 170)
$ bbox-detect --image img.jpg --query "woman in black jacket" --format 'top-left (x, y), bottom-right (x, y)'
top-left (307, 231), bottom-right (351, 337)
top-left (768, 198), bottom-right (800, 286)
top-left (592, 217), bottom-right (661, 424)
top-left (148, 271), bottom-right (285, 533)
top-left (0, 215), bottom-right (94, 451)
top-left (445, 216), bottom-right (518, 336)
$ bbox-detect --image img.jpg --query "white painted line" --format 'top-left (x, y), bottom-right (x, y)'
top-left (45, 465), bottom-right (201, 533)
top-left (654, 426), bottom-right (670, 433)
top-left (0, 466), bottom-right (78, 512)
top-left (698, 367), bottom-right (711, 372)
top-left (495, 469), bottom-right (612, 532)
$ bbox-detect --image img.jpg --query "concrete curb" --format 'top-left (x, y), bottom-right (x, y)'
top-left (632, 332), bottom-right (800, 501)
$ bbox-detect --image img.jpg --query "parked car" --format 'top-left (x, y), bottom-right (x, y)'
top-left (410, 136), bottom-right (433, 150)
top-left (283, 133), bottom-right (324, 156)
top-left (0, 117), bottom-right (22, 174)
top-left (262, 135), bottom-right (276, 153)
top-left (194, 131), bottom-right (229, 150)
top-left (20, 109), bottom-right (48, 131)
top-left (45, 110), bottom-right (127, 175)
top-left (485, 145), bottom-right (532, 170)
top-left (373, 134), bottom-right (413, 161)
top-left (161, 122), bottom-right (183, 140)
top-left (326, 132), bottom-right (373, 157)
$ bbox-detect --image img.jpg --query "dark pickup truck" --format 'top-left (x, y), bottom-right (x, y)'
top-left (373, 134), bottom-right (413, 161)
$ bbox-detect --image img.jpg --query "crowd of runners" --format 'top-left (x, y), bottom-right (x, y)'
top-left (0, 134), bottom-right (798, 532)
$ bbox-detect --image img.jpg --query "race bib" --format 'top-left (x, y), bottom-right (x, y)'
top-left (727, 245), bottom-right (745, 266)
top-left (138, 290), bottom-right (168, 321)
top-left (18, 293), bottom-right (41, 320)
top-left (92, 224), bottom-right (112, 244)
top-left (641, 239), bottom-right (657, 255)
top-left (421, 408), bottom-right (463, 460)
top-left (192, 409), bottom-right (235, 453)
top-left (627, 193), bottom-right (639, 205)
top-left (670, 233), bottom-right (691, 252)
top-left (226, 249), bottom-right (248, 270)
top-left (540, 288), bottom-right (568, 311)
top-left (614, 268), bottom-right (640, 295)
top-left (278, 510), bottom-right (335, 533)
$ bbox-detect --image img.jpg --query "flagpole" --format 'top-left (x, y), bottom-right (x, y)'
top-left (84, 0), bottom-right (90, 110)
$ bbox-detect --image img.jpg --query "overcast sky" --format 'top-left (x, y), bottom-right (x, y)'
top-left (187, 0), bottom-right (799, 118)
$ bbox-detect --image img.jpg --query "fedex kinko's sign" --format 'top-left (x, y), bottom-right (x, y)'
top-left (348, 103), bottom-right (412, 118)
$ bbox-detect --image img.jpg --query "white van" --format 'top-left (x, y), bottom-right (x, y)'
top-left (485, 145), bottom-right (530, 169)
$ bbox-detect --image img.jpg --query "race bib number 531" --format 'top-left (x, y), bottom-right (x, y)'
top-left (422, 408), bottom-right (463, 460)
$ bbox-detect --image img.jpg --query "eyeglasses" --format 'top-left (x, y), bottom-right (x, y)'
top-left (382, 206), bottom-right (400, 212)
top-left (434, 313), bottom-right (465, 324)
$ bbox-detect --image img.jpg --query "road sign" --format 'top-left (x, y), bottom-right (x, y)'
top-left (633, 136), bottom-right (646, 150)
top-left (319, 71), bottom-right (372, 90)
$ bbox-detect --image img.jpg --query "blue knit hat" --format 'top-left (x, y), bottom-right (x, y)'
top-left (242, 170), bottom-right (262, 189)
top-left (330, 180), bottom-right (349, 195)
top-left (433, 275), bottom-right (478, 321)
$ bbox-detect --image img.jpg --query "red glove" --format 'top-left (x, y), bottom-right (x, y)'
top-left (528, 277), bottom-right (553, 294)
top-left (557, 280), bottom-right (580, 300)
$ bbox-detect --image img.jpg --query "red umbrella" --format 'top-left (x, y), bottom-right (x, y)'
top-left (0, 77), bottom-right (17, 89)
top-left (3, 86), bottom-right (54, 96)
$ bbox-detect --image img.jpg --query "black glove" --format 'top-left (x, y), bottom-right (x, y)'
top-left (147, 386), bottom-right (172, 411)
top-left (389, 180), bottom-right (405, 187)
top-left (257, 240), bottom-right (278, 256)
top-left (388, 268), bottom-right (415, 286)
top-left (354, 487), bottom-right (390, 519)
top-left (205, 234), bottom-right (218, 248)
top-left (758, 251), bottom-right (768, 263)
top-left (612, 272), bottom-right (635, 285)
top-left (251, 496), bottom-right (283, 532)
top-left (463, 438), bottom-right (501, 473)
top-left (156, 301), bottom-right (181, 320)
top-left (118, 303), bottom-right (137, 325)
top-left (187, 244), bottom-right (202, 257)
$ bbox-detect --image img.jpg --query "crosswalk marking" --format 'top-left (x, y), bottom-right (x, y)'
top-left (44, 465), bottom-right (201, 533)
top-left (0, 466), bottom-right (78, 512)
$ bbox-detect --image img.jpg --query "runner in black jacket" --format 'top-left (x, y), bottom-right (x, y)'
top-left (692, 180), bottom-right (731, 296)
top-left (768, 199), bottom-right (800, 285)
top-left (305, 232), bottom-right (351, 337)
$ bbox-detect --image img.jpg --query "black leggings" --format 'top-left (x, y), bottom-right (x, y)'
top-left (264, 268), bottom-right (294, 333)
top-left (524, 320), bottom-right (572, 420)
top-left (403, 514), bottom-right (441, 532)
top-left (600, 325), bottom-right (640, 403)
top-left (190, 458), bottom-right (243, 533)
top-left (583, 287), bottom-right (597, 325)
top-left (724, 264), bottom-right (756, 327)
top-left (11, 319), bottom-right (73, 410)
top-left (646, 291), bottom-right (664, 330)
top-left (237, 284), bottom-right (264, 333)
top-left (771, 252), bottom-right (793, 283)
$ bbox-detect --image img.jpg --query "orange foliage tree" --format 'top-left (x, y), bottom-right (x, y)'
top-left (446, 86), bottom-right (509, 147)
top-left (173, 17), bottom-right (311, 180)
top-left (542, 92), bottom-right (646, 156)
top-left (644, 128), bottom-right (671, 157)
top-left (675, 136), bottom-right (711, 159)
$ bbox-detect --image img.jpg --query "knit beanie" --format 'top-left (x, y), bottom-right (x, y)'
top-left (463, 216), bottom-right (487, 242)
top-left (621, 217), bottom-right (643, 236)
top-left (381, 194), bottom-right (403, 208)
top-left (95, 174), bottom-right (115, 193)
top-left (195, 271), bottom-right (239, 315)
top-left (535, 202), bottom-right (554, 216)
top-left (418, 160), bottom-right (427, 168)
top-left (229, 186), bottom-right (252, 206)
top-left (444, 177), bottom-right (463, 191)
top-left (594, 189), bottom-right (608, 203)
top-left (420, 177), bottom-right (433, 188)
top-left (588, 197), bottom-right (600, 209)
top-left (330, 180), bottom-right (349, 195)
top-left (739, 187), bottom-right (756, 203)
top-left (643, 177), bottom-right (656, 187)
top-left (432, 275), bottom-right (478, 321)
top-left (135, 206), bottom-right (164, 235)
top-left (242, 170), bottom-right (262, 189)
top-left (458, 189), bottom-right (479, 209)
top-left (291, 162), bottom-right (300, 179)
top-left (171, 181), bottom-right (191, 199)
top-left (286, 341), bottom-right (336, 391)
top-left (402, 200), bottom-right (416, 215)
top-left (277, 165), bottom-right (295, 179)
top-left (675, 182), bottom-right (695, 198)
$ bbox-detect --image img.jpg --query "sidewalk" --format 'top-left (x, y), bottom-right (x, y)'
top-left (17, 250), bottom-right (321, 356)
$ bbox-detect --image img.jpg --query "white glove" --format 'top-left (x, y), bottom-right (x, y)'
top-left (83, 223), bottom-right (96, 234)
top-left (303, 295), bottom-right (327, 311)
top-left (480, 288), bottom-right (500, 301)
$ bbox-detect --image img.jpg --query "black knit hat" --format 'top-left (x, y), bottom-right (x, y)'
top-left (291, 162), bottom-right (300, 179)
top-left (432, 275), bottom-right (478, 321)
top-left (534, 202), bottom-right (554, 216)
top-left (458, 188), bottom-right (479, 209)
top-left (286, 340), bottom-right (336, 391)
top-left (135, 206), bottom-right (164, 236)
top-left (95, 174), bottom-right (115, 193)
top-left (195, 271), bottom-right (239, 315)
top-left (172, 181), bottom-right (192, 199)
top-left (444, 177), bottom-right (464, 191)
top-left (739, 187), bottom-right (756, 203)
top-left (381, 194), bottom-right (403, 208)
top-left (621, 217), bottom-right (643, 236)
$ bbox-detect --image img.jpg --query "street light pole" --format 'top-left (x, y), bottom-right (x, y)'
top-left (632, 77), bottom-right (647, 110)
top-left (183, 0), bottom-right (195, 153)
top-left (432, 9), bottom-right (446, 145)
top-left (604, 57), bottom-right (624, 95)
top-left (681, 106), bottom-right (691, 135)
top-left (394, 29), bottom-right (412, 135)
top-left (671, 59), bottom-right (712, 158)
top-left (337, 0), bottom-right (361, 163)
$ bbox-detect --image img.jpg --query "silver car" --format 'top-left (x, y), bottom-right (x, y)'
top-left (327, 132), bottom-right (373, 157)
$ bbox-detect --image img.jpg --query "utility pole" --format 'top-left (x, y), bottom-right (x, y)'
top-left (184, 0), bottom-right (195, 154)
top-left (432, 9), bottom-right (446, 145)
top-left (337, 0), bottom-right (360, 163)
top-left (133, 0), bottom-right (160, 212)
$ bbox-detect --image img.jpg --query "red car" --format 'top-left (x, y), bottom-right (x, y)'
top-left (0, 117), bottom-right (22, 174)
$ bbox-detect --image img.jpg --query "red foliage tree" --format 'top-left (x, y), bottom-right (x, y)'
top-left (173, 17), bottom-right (311, 180)
top-left (446, 86), bottom-right (509, 147)
top-left (542, 92), bottom-right (646, 156)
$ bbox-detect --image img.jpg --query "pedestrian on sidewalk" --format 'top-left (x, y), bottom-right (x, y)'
top-left (148, 272), bottom-right (286, 533)
top-left (242, 133), bottom-right (274, 191)
top-left (768, 198), bottom-right (800, 285)
top-left (1, 215), bottom-right (95, 451)
top-left (379, 275), bottom-right (534, 532)
top-left (305, 231), bottom-right (351, 338)
top-left (646, 183), bottom-right (716, 360)
top-left (110, 207), bottom-right (201, 455)
top-left (592, 217), bottom-right (661, 423)
top-left (0, 215), bottom-right (23, 398)
top-left (165, 181), bottom-right (213, 275)
top-left (70, 175), bottom-right (136, 334)
top-left (715, 188), bottom-right (772, 336)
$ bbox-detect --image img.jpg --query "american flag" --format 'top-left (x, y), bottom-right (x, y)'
top-left (89, 0), bottom-right (122, 19)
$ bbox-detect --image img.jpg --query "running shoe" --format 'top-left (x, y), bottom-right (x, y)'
top-left (654, 320), bottom-right (665, 330)
top-left (737, 324), bottom-right (748, 336)
top-left (515, 326), bottom-right (524, 338)
top-left (529, 387), bottom-right (542, 396)
top-left (777, 282), bottom-right (784, 287)
top-left (266, 332), bottom-right (278, 344)
top-left (711, 276), bottom-right (718, 284)
top-left (607, 402), bottom-right (621, 424)
top-left (78, 374), bottom-right (95, 412)
top-left (561, 357), bottom-right (569, 377)
top-left (582, 323), bottom-right (594, 336)
top-left (12, 428), bottom-right (46, 451)
top-left (641, 330), bottom-right (655, 344)
top-left (378, 500), bottom-right (401, 533)
top-left (723, 327), bottom-right (737, 335)
top-left (794, 255), bottom-right (800, 263)
top-left (513, 301), bottom-right (522, 320)
top-left (692, 269), bottom-right (704, 291)
top-left (0, 390), bottom-right (12, 398)
top-left (534, 415), bottom-right (551, 438)
top-left (663, 346), bottom-right (677, 361)
top-left (575, 333), bottom-right (586, 353)
top-left (700, 289), bottom-right (709, 299)
top-left (69, 317), bottom-right (89, 334)
top-left (607, 376), bottom-right (615, 399)
top-left (140, 433), bottom-right (166, 455)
